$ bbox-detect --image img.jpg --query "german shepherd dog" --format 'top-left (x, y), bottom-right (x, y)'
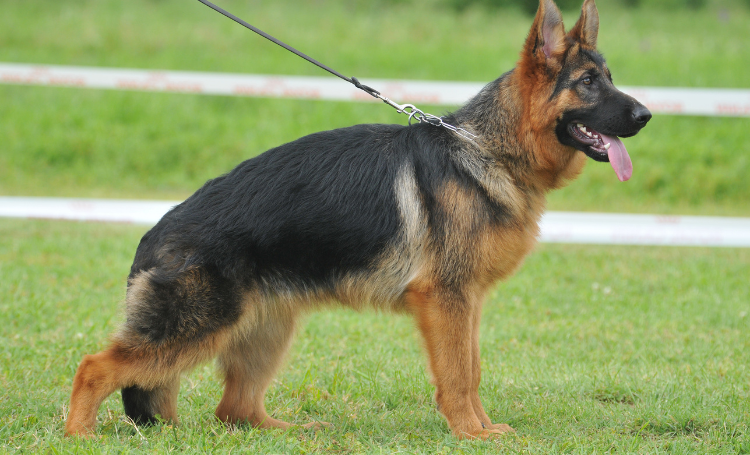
top-left (66, 0), bottom-right (650, 439)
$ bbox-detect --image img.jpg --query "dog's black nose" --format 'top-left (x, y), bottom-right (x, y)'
top-left (633, 105), bottom-right (652, 126)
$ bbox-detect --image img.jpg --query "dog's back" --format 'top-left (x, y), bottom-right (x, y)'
top-left (132, 124), bottom-right (407, 291)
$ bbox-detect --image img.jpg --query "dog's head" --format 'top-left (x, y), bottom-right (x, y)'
top-left (518, 0), bottom-right (650, 182)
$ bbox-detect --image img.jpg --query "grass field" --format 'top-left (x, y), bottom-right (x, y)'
top-left (1, 0), bottom-right (749, 453)
top-left (1, 219), bottom-right (748, 453)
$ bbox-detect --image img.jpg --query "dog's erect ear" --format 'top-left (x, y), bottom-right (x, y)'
top-left (568, 0), bottom-right (599, 48)
top-left (524, 0), bottom-right (566, 62)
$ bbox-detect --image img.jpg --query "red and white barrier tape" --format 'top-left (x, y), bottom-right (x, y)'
top-left (1, 197), bottom-right (748, 247)
top-left (2, 63), bottom-right (749, 117)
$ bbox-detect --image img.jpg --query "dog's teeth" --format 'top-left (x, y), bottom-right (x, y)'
top-left (604, 143), bottom-right (611, 150)
top-left (581, 126), bottom-right (588, 133)
top-left (577, 123), bottom-right (584, 128)
top-left (593, 134), bottom-right (599, 139)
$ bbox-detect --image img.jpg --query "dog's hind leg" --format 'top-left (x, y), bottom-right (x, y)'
top-left (66, 338), bottom-right (196, 437)
top-left (215, 308), bottom-right (300, 429)
top-left (66, 266), bottom-right (238, 437)
top-left (65, 344), bottom-right (139, 437)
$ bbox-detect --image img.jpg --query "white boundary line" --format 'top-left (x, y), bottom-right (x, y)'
top-left (1, 197), bottom-right (748, 248)
top-left (2, 63), bottom-right (750, 117)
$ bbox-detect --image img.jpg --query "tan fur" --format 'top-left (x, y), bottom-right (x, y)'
top-left (215, 306), bottom-right (297, 428)
top-left (404, 280), bottom-right (513, 439)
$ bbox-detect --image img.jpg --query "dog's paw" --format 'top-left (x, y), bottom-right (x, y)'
top-left (485, 422), bottom-right (515, 433)
top-left (64, 428), bottom-right (98, 439)
top-left (456, 424), bottom-right (515, 440)
top-left (301, 421), bottom-right (332, 431)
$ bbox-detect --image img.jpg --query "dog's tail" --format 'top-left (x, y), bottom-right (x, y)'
top-left (122, 385), bottom-right (161, 426)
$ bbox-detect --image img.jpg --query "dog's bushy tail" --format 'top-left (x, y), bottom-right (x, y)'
top-left (122, 385), bottom-right (160, 426)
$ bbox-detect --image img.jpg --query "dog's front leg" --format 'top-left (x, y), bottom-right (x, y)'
top-left (469, 304), bottom-right (515, 434)
top-left (407, 286), bottom-right (506, 439)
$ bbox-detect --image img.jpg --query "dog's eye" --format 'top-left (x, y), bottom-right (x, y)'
top-left (582, 77), bottom-right (592, 85)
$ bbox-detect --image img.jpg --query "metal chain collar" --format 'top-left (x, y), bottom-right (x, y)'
top-left (373, 92), bottom-right (478, 142)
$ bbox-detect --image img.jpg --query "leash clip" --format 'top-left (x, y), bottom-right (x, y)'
top-left (396, 104), bottom-right (426, 125)
top-left (374, 95), bottom-right (478, 142)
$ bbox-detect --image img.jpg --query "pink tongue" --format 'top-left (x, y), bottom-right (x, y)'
top-left (600, 134), bottom-right (632, 182)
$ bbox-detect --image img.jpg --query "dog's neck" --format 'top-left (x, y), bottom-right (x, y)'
top-left (451, 70), bottom-right (586, 195)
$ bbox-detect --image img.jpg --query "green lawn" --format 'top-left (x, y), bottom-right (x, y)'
top-left (1, 0), bottom-right (749, 453)
top-left (1, 219), bottom-right (748, 453)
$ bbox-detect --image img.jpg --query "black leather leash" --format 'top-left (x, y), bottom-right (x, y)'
top-left (195, 0), bottom-right (379, 97)
top-left (195, 0), bottom-right (477, 140)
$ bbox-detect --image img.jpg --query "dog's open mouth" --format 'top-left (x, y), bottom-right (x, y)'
top-left (568, 122), bottom-right (633, 182)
